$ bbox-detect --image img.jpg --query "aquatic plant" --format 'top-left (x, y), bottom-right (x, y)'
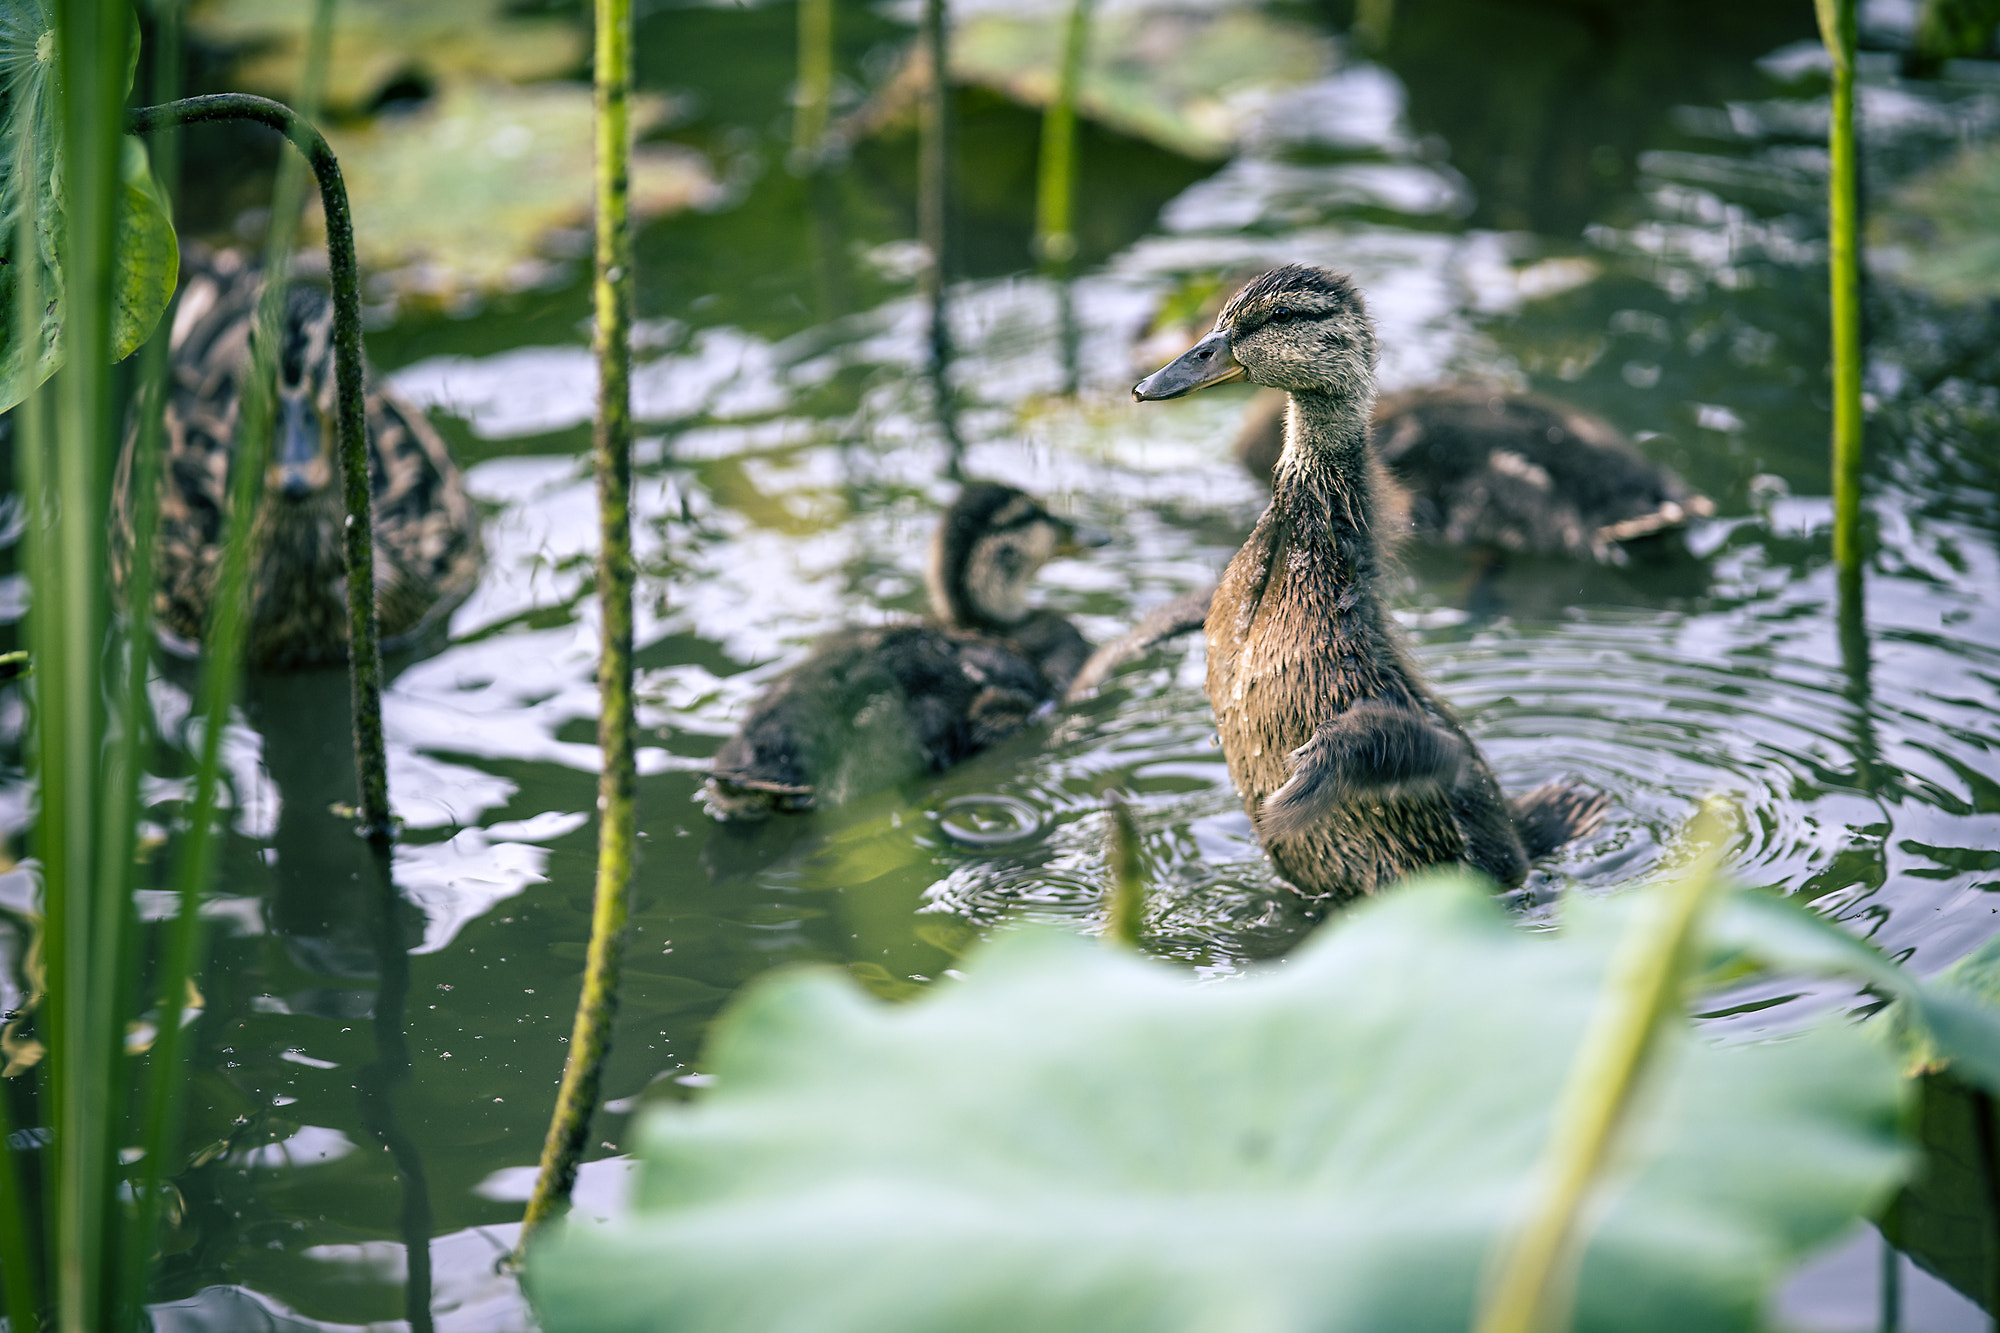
top-left (793, 0), bottom-right (834, 164)
top-left (1032, 0), bottom-right (1091, 274)
top-left (1815, 0), bottom-right (1864, 587)
top-left (517, 0), bottom-right (642, 1254)
top-left (523, 848), bottom-right (2000, 1332)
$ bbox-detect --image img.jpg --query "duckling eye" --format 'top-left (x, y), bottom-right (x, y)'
top-left (1269, 306), bottom-right (1295, 324)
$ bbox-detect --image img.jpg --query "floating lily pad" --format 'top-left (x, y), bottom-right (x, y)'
top-left (0, 1), bottom-right (180, 411)
top-left (1872, 140), bottom-right (2000, 302)
top-left (950, 7), bottom-right (1335, 159)
top-left (187, 0), bottom-right (585, 115)
top-left (302, 80), bottom-right (718, 305)
top-left (527, 875), bottom-right (1910, 1333)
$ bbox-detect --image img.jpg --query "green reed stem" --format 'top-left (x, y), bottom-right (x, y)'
top-left (1104, 794), bottom-right (1145, 948)
top-left (126, 93), bottom-right (391, 847)
top-left (517, 0), bottom-right (639, 1259)
top-left (1474, 809), bottom-right (1727, 1333)
top-left (0, 92), bottom-right (49, 1333)
top-left (918, 0), bottom-right (963, 468)
top-left (793, 0), bottom-right (834, 165)
top-left (1033, 0), bottom-right (1091, 272)
top-left (1816, 0), bottom-right (1864, 582)
top-left (36, 5), bottom-right (136, 1329)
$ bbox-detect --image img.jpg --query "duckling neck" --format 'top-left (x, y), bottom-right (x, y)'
top-left (1272, 388), bottom-right (1382, 555)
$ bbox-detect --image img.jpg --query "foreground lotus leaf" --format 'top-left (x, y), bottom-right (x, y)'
top-left (187, 0), bottom-right (586, 115)
top-left (303, 80), bottom-right (717, 306)
top-left (526, 875), bottom-right (1908, 1333)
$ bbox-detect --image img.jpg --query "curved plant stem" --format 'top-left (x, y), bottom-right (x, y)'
top-left (1474, 812), bottom-right (1727, 1333)
top-left (516, 0), bottom-right (639, 1259)
top-left (125, 93), bottom-right (392, 847)
top-left (1816, 0), bottom-right (1864, 585)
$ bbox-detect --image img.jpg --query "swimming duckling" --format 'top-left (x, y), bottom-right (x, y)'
top-left (114, 245), bottom-right (482, 669)
top-left (1233, 384), bottom-right (1712, 563)
top-left (1135, 265), bottom-right (1604, 898)
top-left (708, 484), bottom-right (1098, 820)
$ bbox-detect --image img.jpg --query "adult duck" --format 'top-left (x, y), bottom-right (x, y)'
top-left (115, 245), bottom-right (482, 668)
top-left (709, 483), bottom-right (1192, 819)
top-left (1135, 265), bottom-right (1603, 898)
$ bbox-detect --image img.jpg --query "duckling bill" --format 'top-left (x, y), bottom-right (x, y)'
top-left (708, 484), bottom-right (1098, 820)
top-left (114, 245), bottom-right (482, 669)
top-left (1136, 264), bottom-right (1605, 898)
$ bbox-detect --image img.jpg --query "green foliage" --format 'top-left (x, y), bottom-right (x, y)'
top-left (187, 0), bottom-right (585, 114)
top-left (526, 874), bottom-right (1917, 1333)
top-left (305, 80), bottom-right (714, 306)
top-left (1874, 139), bottom-right (2000, 303)
top-left (951, 7), bottom-right (1331, 160)
top-left (0, 0), bottom-right (179, 412)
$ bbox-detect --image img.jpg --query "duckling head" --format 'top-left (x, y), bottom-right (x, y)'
top-left (263, 284), bottom-right (337, 503)
top-left (1133, 264), bottom-right (1376, 403)
top-left (927, 483), bottom-right (1082, 632)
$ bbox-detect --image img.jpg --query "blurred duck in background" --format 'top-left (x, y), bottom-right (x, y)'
top-left (115, 244), bottom-right (482, 669)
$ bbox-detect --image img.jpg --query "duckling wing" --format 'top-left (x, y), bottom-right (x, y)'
top-left (1062, 586), bottom-right (1215, 703)
top-left (1253, 699), bottom-right (1468, 843)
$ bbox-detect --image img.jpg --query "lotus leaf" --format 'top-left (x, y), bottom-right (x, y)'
top-left (187, 0), bottom-right (586, 115)
top-left (527, 874), bottom-right (1910, 1332)
top-left (302, 80), bottom-right (717, 306)
top-left (0, 0), bottom-right (180, 412)
top-left (949, 7), bottom-right (1335, 159)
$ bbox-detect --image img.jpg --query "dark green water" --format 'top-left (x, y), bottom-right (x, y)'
top-left (5, 0), bottom-right (2000, 1326)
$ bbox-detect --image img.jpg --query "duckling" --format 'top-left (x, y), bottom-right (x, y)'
top-left (1233, 384), bottom-right (1712, 563)
top-left (114, 245), bottom-right (482, 669)
top-left (1135, 265), bottom-right (1604, 899)
top-left (707, 484), bottom-right (1096, 820)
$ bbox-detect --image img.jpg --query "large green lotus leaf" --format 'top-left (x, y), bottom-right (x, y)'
top-left (949, 8), bottom-right (1333, 159)
top-left (526, 875), bottom-right (1909, 1333)
top-left (187, 0), bottom-right (585, 115)
top-left (1872, 138), bottom-right (2000, 302)
top-left (0, 1), bottom-right (180, 412)
top-left (302, 79), bottom-right (716, 306)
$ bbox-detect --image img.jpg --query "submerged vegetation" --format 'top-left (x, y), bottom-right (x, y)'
top-left (1, 0), bottom-right (1998, 1326)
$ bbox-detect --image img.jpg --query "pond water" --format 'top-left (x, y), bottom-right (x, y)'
top-left (6, 0), bottom-right (2000, 1327)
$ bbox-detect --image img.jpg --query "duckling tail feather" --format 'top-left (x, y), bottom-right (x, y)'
top-left (1508, 780), bottom-right (1608, 859)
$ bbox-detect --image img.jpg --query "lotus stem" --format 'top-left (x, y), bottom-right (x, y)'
top-left (126, 92), bottom-right (392, 847)
top-left (1034, 0), bottom-right (1091, 273)
top-left (1104, 794), bottom-right (1146, 948)
top-left (515, 0), bottom-right (640, 1259)
top-left (793, 0), bottom-right (835, 166)
top-left (1815, 0), bottom-right (1864, 586)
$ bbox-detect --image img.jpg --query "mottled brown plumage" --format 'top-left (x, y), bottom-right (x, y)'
top-left (113, 245), bottom-right (482, 669)
top-left (706, 484), bottom-right (1094, 820)
top-left (1136, 264), bottom-right (1604, 898)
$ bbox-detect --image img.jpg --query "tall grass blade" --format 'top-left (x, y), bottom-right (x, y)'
top-left (517, 0), bottom-right (640, 1257)
top-left (1474, 806), bottom-right (1729, 1333)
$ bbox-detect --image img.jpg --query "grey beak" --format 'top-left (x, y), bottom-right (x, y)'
top-left (1133, 329), bottom-right (1246, 401)
top-left (274, 389), bottom-right (323, 500)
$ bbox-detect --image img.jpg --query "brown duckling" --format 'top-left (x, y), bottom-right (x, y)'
top-left (1233, 384), bottom-right (1713, 564)
top-left (1135, 265), bottom-right (1604, 899)
top-left (708, 484), bottom-right (1100, 820)
top-left (114, 245), bottom-right (482, 669)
